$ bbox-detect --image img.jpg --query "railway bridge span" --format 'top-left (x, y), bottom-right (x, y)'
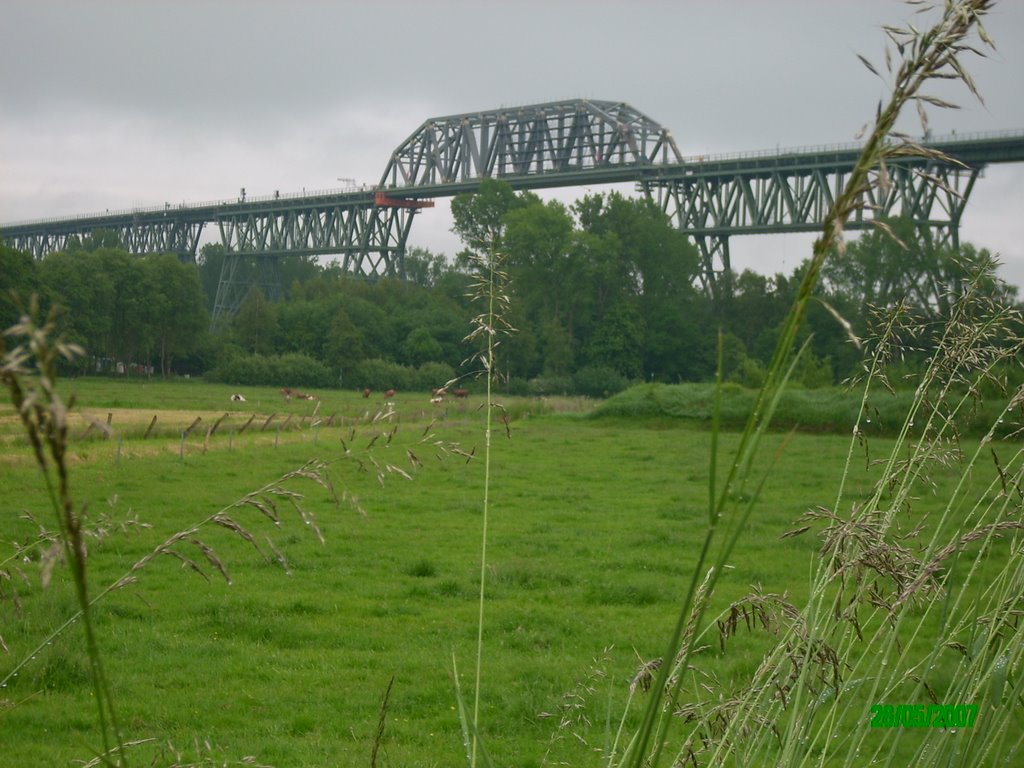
top-left (3, 99), bottom-right (1023, 326)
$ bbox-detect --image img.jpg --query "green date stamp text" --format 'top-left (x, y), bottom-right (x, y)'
top-left (870, 704), bottom-right (977, 728)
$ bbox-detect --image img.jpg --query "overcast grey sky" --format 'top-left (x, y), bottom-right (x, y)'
top-left (3, 1), bottom-right (1022, 286)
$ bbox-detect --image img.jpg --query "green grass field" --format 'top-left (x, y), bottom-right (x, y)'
top-left (0, 378), bottom-right (1013, 766)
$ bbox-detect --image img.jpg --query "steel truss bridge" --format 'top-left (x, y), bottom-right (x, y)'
top-left (3, 99), bottom-right (1023, 326)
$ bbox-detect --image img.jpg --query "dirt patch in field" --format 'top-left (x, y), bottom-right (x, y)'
top-left (0, 451), bottom-right (33, 468)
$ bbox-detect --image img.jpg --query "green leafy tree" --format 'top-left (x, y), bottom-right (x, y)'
top-left (38, 250), bottom-right (115, 356)
top-left (587, 300), bottom-right (645, 379)
top-left (278, 255), bottom-right (322, 296)
top-left (450, 178), bottom-right (531, 259)
top-left (540, 318), bottom-right (573, 377)
top-left (232, 288), bottom-right (277, 356)
top-left (96, 249), bottom-right (151, 366)
top-left (197, 243), bottom-right (228, 311)
top-left (571, 225), bottom-right (632, 311)
top-left (404, 247), bottom-right (452, 288)
top-left (500, 301), bottom-right (540, 379)
top-left (726, 271), bottom-right (785, 359)
top-left (0, 243), bottom-right (38, 328)
top-left (577, 191), bottom-right (700, 300)
top-left (641, 293), bottom-right (716, 382)
top-left (273, 300), bottom-right (331, 359)
top-left (322, 305), bottom-right (366, 379)
top-left (504, 198), bottom-right (576, 319)
top-left (66, 228), bottom-right (122, 253)
top-left (143, 254), bottom-right (209, 376)
top-left (820, 218), bottom-right (1017, 323)
top-left (340, 293), bottom-right (396, 359)
top-left (401, 326), bottom-right (444, 367)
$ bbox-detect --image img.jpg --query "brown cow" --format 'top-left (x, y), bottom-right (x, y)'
top-left (384, 388), bottom-right (396, 399)
top-left (362, 388), bottom-right (372, 398)
top-left (283, 387), bottom-right (317, 401)
top-left (452, 388), bottom-right (469, 398)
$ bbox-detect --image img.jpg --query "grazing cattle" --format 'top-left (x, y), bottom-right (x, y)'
top-left (362, 388), bottom-right (372, 398)
top-left (282, 387), bottom-right (317, 401)
top-left (452, 388), bottom-right (469, 398)
top-left (384, 388), bottom-right (396, 399)
top-left (230, 393), bottom-right (247, 402)
top-left (431, 387), bottom-right (448, 398)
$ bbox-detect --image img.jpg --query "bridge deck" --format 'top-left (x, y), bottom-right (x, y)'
top-left (4, 130), bottom-right (1021, 237)
top-left (1, 97), bottom-right (1021, 321)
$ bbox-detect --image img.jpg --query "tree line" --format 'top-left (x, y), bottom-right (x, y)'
top-left (2, 180), bottom-right (1018, 395)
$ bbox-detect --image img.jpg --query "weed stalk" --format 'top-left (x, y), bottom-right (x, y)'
top-left (1, 300), bottom-right (126, 766)
top-left (618, 2), bottom-right (999, 766)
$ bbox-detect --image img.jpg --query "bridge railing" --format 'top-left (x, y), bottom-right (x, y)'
top-left (1, 184), bottom-right (375, 229)
top-left (6, 129), bottom-right (1023, 230)
top-left (678, 128), bottom-right (1024, 165)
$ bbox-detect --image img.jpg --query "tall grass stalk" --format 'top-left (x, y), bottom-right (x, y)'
top-left (613, 2), bottom-right (1004, 766)
top-left (688, 258), bottom-right (1023, 767)
top-left (0, 382), bottom-right (441, 698)
top-left (472, 255), bottom-right (496, 768)
top-left (0, 300), bottom-right (126, 766)
top-left (462, 234), bottom-right (513, 767)
top-left (3, 301), bottom-right (449, 766)
top-left (0, 453), bottom-right (340, 693)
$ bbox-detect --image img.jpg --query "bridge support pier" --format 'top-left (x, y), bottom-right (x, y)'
top-left (211, 254), bottom-right (282, 330)
top-left (648, 154), bottom-right (985, 303)
top-left (692, 235), bottom-right (732, 302)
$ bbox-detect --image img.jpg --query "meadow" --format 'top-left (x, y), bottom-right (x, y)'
top-left (6, 7), bottom-right (1022, 765)
top-left (1, 377), bottom-right (1011, 766)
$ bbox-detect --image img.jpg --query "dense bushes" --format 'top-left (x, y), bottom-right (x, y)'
top-left (349, 358), bottom-right (456, 392)
top-left (571, 365), bottom-right (629, 398)
top-left (527, 375), bottom-right (574, 396)
top-left (206, 353), bottom-right (638, 399)
top-left (501, 372), bottom-right (630, 398)
top-left (594, 382), bottom-right (1021, 436)
top-left (207, 352), bottom-right (335, 388)
top-left (594, 383), bottom-right (867, 431)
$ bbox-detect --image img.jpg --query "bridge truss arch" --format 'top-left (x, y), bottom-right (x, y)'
top-left (379, 99), bottom-right (682, 190)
